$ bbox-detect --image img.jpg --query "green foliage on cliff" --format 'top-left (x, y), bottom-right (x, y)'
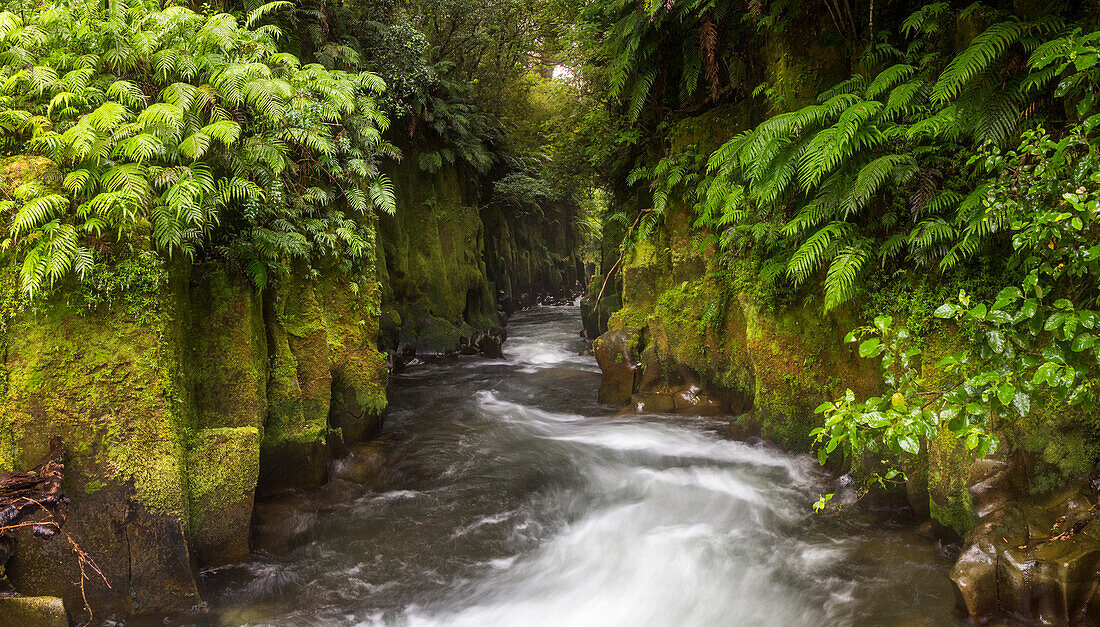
top-left (816, 126), bottom-right (1100, 493)
top-left (0, 0), bottom-right (396, 297)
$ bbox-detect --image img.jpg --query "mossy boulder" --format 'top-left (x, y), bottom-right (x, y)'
top-left (0, 596), bottom-right (68, 626)
top-left (593, 327), bottom-right (642, 405)
top-left (187, 427), bottom-right (260, 566)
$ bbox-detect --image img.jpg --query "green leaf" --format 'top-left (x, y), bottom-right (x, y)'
top-left (965, 430), bottom-right (980, 450)
top-left (859, 338), bottom-right (881, 358)
top-left (1072, 332), bottom-right (1095, 352)
top-left (997, 383), bottom-right (1015, 407)
top-left (898, 435), bottom-right (919, 455)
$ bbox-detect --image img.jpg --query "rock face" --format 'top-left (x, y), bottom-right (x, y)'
top-left (378, 151), bottom-right (582, 359)
top-left (951, 481), bottom-right (1100, 624)
top-left (0, 157), bottom-right (389, 619)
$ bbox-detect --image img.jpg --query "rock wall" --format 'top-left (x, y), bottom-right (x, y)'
top-left (0, 148), bottom-right (581, 620)
top-left (377, 150), bottom-right (584, 356)
top-left (0, 157), bottom-right (388, 618)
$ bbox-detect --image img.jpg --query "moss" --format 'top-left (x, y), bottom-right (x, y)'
top-left (0, 596), bottom-right (67, 627)
top-left (189, 267), bottom-right (267, 432)
top-left (1, 265), bottom-right (191, 516)
top-left (186, 427), bottom-right (259, 531)
top-left (380, 153), bottom-right (499, 345)
top-left (928, 425), bottom-right (977, 537)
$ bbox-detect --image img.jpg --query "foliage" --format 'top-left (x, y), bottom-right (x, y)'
top-left (696, 4), bottom-right (1070, 313)
top-left (0, 0), bottom-right (396, 297)
top-left (814, 126), bottom-right (1100, 490)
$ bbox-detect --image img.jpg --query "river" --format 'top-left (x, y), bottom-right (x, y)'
top-left (197, 305), bottom-right (960, 626)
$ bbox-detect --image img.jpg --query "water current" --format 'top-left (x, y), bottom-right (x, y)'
top-left (198, 305), bottom-right (961, 627)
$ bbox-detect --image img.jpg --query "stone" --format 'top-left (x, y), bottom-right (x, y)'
top-left (951, 486), bottom-right (1100, 624)
top-left (672, 386), bottom-right (726, 415)
top-left (928, 427), bottom-right (977, 539)
top-left (475, 331), bottom-right (504, 358)
top-left (331, 441), bottom-right (389, 486)
top-left (970, 465), bottom-right (1011, 520)
top-left (593, 328), bottom-right (641, 405)
top-left (0, 596), bottom-right (68, 627)
top-left (186, 427), bottom-right (260, 567)
top-left (728, 413), bottom-right (762, 441)
top-left (631, 392), bottom-right (676, 413)
top-left (251, 500), bottom-right (319, 555)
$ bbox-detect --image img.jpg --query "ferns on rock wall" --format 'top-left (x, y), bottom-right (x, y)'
top-left (0, 0), bottom-right (397, 297)
top-left (618, 1), bottom-right (1100, 313)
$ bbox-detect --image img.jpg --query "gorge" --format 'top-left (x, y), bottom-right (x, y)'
top-left (2, 0), bottom-right (1100, 625)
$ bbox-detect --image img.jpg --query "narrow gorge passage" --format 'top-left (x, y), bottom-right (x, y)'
top-left (200, 306), bottom-right (959, 627)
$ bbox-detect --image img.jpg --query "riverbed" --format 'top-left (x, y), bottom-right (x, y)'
top-left (196, 305), bottom-right (960, 626)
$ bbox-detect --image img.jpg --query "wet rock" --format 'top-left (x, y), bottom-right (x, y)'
top-left (331, 441), bottom-right (389, 486)
top-left (251, 500), bottom-right (319, 554)
top-left (728, 413), bottom-right (762, 441)
top-left (672, 386), bottom-right (725, 415)
top-left (0, 596), bottom-right (68, 627)
top-left (969, 463), bottom-right (1011, 520)
top-left (258, 436), bottom-right (329, 497)
top-left (593, 328), bottom-right (641, 405)
top-left (631, 392), bottom-right (676, 413)
top-left (458, 337), bottom-right (479, 355)
top-left (951, 486), bottom-right (1100, 624)
top-left (951, 506), bottom-right (1026, 620)
top-left (7, 474), bottom-right (200, 617)
top-left (475, 329), bottom-right (505, 359)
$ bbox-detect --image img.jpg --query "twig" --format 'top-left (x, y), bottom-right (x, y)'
top-left (15, 497), bottom-right (110, 627)
top-left (592, 208), bottom-right (652, 313)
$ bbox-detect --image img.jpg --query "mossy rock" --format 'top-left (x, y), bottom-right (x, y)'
top-left (189, 266), bottom-right (268, 432)
top-left (0, 596), bottom-right (68, 627)
top-left (186, 427), bottom-right (260, 567)
top-left (928, 426), bottom-right (978, 538)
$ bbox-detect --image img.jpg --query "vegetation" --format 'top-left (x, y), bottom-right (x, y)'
top-left (569, 0), bottom-right (1100, 506)
top-left (0, 0), bottom-right (398, 296)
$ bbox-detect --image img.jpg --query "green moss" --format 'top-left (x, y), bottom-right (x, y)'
top-left (185, 427), bottom-right (259, 530)
top-left (189, 266), bottom-right (267, 432)
top-left (928, 426), bottom-right (977, 536)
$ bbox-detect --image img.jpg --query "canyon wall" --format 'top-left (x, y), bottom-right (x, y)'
top-left (0, 152), bottom-right (580, 620)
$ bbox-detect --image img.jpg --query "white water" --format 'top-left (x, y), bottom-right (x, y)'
top-left (203, 306), bottom-right (957, 627)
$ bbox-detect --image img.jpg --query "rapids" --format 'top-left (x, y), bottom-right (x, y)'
top-left (199, 306), bottom-right (960, 626)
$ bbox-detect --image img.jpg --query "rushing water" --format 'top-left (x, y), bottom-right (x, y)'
top-left (197, 306), bottom-right (960, 627)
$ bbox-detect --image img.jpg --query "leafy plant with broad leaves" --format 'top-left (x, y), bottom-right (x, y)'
top-left (813, 125), bottom-right (1100, 498)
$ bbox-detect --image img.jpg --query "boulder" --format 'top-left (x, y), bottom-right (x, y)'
top-left (0, 596), bottom-right (68, 627)
top-left (593, 328), bottom-right (641, 405)
top-left (951, 486), bottom-right (1100, 624)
